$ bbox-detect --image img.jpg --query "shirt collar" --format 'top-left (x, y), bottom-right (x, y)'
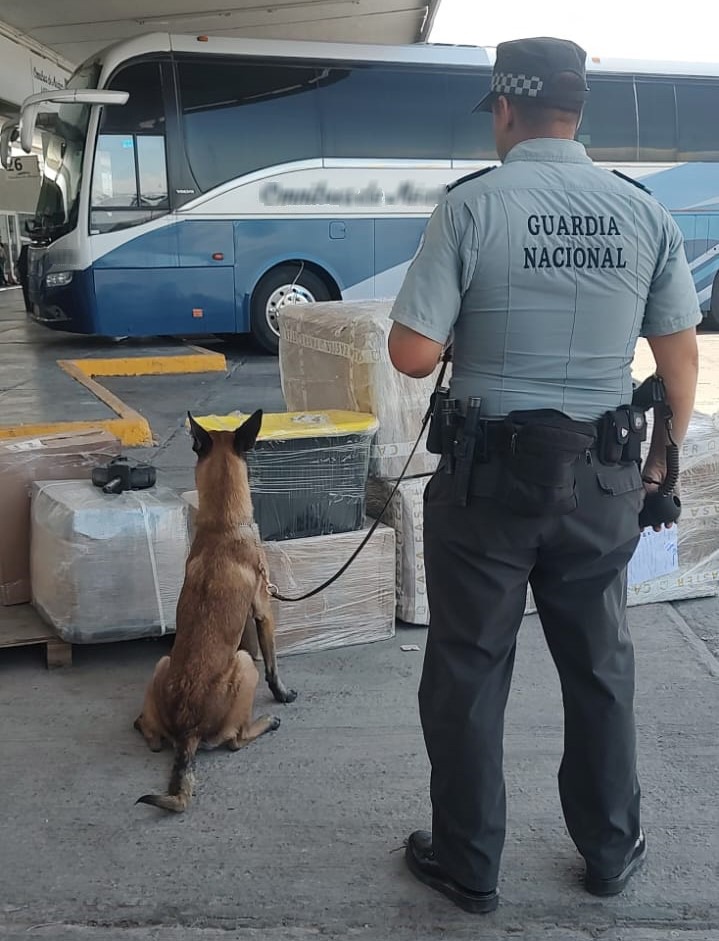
top-left (503, 138), bottom-right (591, 165)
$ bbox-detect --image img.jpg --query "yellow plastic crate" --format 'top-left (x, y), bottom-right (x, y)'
top-left (192, 409), bottom-right (379, 440)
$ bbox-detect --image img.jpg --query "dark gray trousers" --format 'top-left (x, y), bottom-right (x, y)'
top-left (420, 452), bottom-right (644, 892)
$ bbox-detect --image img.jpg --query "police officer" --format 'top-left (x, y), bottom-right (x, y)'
top-left (388, 37), bottom-right (700, 913)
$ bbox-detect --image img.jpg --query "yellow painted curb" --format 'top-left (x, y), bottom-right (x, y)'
top-left (0, 418), bottom-right (151, 445)
top-left (70, 348), bottom-right (226, 378)
top-left (0, 345), bottom-right (227, 447)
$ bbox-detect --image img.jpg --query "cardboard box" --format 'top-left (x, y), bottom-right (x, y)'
top-left (183, 491), bottom-right (396, 655)
top-left (278, 300), bottom-right (445, 479)
top-left (31, 481), bottom-right (190, 643)
top-left (0, 430), bottom-right (120, 605)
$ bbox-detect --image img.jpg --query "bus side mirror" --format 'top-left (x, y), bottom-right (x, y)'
top-left (18, 89), bottom-right (129, 154)
top-left (0, 122), bottom-right (19, 170)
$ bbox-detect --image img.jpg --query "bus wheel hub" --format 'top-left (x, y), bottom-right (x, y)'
top-left (266, 283), bottom-right (315, 331)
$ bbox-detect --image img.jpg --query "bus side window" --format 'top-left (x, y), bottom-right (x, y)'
top-left (91, 62), bottom-right (169, 233)
top-left (177, 61), bottom-right (322, 193)
top-left (448, 71), bottom-right (496, 162)
top-left (576, 77), bottom-right (637, 162)
top-left (137, 137), bottom-right (169, 210)
top-left (91, 134), bottom-right (168, 232)
top-left (92, 134), bottom-right (137, 209)
top-left (676, 81), bottom-right (719, 161)
top-left (318, 66), bottom-right (451, 161)
top-left (637, 81), bottom-right (678, 163)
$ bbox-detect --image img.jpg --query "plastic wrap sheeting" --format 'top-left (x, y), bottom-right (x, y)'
top-left (31, 481), bottom-right (190, 643)
top-left (262, 524), bottom-right (396, 654)
top-left (278, 300), bottom-right (446, 479)
top-left (627, 408), bottom-right (719, 605)
top-left (192, 410), bottom-right (379, 541)
top-left (183, 491), bottom-right (396, 655)
top-left (366, 476), bottom-right (536, 625)
top-left (0, 429), bottom-right (121, 605)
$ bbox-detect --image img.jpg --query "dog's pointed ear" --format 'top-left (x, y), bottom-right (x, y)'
top-left (234, 409), bottom-right (263, 454)
top-left (187, 412), bottom-right (213, 458)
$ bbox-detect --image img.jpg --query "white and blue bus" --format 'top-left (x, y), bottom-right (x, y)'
top-left (6, 33), bottom-right (719, 351)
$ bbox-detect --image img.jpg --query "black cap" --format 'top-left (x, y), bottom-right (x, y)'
top-left (475, 36), bottom-right (589, 113)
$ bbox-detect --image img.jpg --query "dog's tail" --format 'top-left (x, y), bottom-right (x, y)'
top-left (136, 734), bottom-right (200, 813)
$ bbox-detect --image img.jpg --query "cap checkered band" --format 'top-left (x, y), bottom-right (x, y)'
top-left (491, 72), bottom-right (544, 98)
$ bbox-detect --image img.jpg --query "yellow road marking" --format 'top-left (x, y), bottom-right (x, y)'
top-left (0, 346), bottom-right (227, 447)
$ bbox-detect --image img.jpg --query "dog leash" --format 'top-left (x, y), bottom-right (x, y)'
top-left (265, 351), bottom-right (451, 604)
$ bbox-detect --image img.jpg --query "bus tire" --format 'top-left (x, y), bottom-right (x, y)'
top-left (250, 264), bottom-right (331, 354)
top-left (708, 272), bottom-right (719, 330)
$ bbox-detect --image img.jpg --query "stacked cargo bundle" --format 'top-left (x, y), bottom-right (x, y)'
top-left (185, 409), bottom-right (396, 654)
top-left (278, 301), bottom-right (542, 625)
top-left (278, 300), bottom-right (440, 625)
top-left (280, 301), bottom-right (719, 616)
top-left (23, 410), bottom-right (396, 656)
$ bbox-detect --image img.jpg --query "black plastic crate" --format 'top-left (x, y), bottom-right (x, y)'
top-left (195, 411), bottom-right (379, 541)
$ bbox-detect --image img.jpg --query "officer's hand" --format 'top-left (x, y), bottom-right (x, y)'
top-left (641, 459), bottom-right (672, 532)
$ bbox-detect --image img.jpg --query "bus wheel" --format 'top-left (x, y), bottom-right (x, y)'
top-left (250, 264), bottom-right (331, 354)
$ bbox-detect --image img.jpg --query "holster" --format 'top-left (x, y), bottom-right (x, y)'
top-left (598, 406), bottom-right (647, 466)
top-left (497, 410), bottom-right (596, 517)
top-left (426, 390), bottom-right (460, 475)
top-left (426, 387), bottom-right (449, 455)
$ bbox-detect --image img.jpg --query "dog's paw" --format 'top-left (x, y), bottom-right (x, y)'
top-left (269, 680), bottom-right (298, 704)
top-left (269, 715), bottom-right (281, 732)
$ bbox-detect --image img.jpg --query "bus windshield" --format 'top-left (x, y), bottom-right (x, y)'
top-left (31, 59), bottom-right (101, 242)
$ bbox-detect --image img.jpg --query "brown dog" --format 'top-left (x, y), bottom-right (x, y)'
top-left (134, 410), bottom-right (296, 812)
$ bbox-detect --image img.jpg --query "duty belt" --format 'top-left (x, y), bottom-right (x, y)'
top-left (427, 398), bottom-right (600, 507)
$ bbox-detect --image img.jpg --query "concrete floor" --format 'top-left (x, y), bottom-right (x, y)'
top-left (1, 607), bottom-right (718, 941)
top-left (1, 288), bottom-right (718, 940)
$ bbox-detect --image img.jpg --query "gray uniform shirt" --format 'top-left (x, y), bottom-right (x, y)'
top-left (390, 138), bottom-right (702, 421)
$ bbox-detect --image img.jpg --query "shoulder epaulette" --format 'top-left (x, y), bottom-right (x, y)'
top-left (611, 169), bottom-right (652, 194)
top-left (446, 165), bottom-right (497, 193)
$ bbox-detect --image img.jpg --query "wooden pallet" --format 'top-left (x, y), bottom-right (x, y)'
top-left (0, 606), bottom-right (72, 668)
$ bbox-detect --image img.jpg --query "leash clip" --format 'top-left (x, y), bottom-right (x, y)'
top-left (258, 559), bottom-right (279, 597)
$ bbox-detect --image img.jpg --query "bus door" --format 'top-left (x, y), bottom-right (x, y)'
top-left (90, 60), bottom-right (233, 335)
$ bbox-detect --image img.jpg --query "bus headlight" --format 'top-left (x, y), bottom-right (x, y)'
top-left (46, 271), bottom-right (74, 287)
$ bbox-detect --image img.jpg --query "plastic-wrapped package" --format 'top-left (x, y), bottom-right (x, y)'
top-left (262, 524), bottom-right (396, 654)
top-left (366, 476), bottom-right (536, 624)
top-left (193, 410), bottom-right (379, 541)
top-left (183, 491), bottom-right (396, 654)
top-left (278, 300), bottom-right (446, 479)
top-left (0, 430), bottom-right (121, 605)
top-left (31, 481), bottom-right (190, 643)
top-left (627, 408), bottom-right (719, 605)
top-left (366, 477), bottom-right (429, 625)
